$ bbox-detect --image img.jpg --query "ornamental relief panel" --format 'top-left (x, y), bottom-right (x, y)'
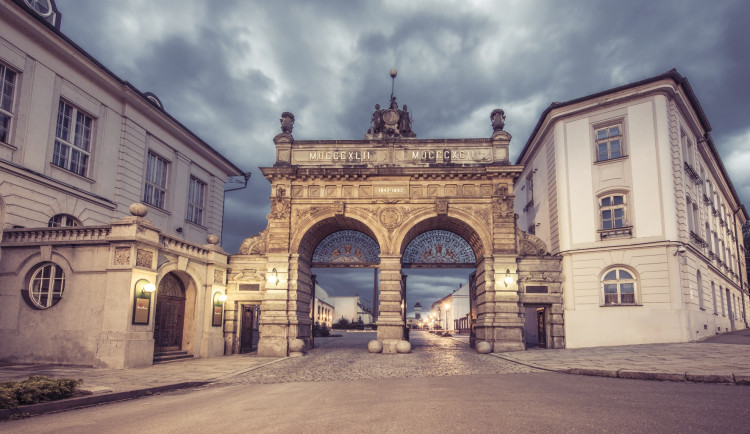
top-left (136, 249), bottom-right (153, 268)
top-left (114, 247), bottom-right (131, 265)
top-left (378, 207), bottom-right (403, 229)
top-left (269, 198), bottom-right (291, 220)
top-left (493, 185), bottom-right (515, 220)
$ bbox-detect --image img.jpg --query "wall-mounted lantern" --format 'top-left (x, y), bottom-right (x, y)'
top-left (504, 269), bottom-right (515, 287)
top-left (212, 291), bottom-right (228, 327)
top-left (267, 268), bottom-right (278, 286)
top-left (132, 279), bottom-right (155, 325)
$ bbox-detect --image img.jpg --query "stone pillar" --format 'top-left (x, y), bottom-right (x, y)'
top-left (490, 255), bottom-right (525, 352)
top-left (288, 254), bottom-right (313, 350)
top-left (376, 254), bottom-right (405, 353)
top-left (257, 254), bottom-right (291, 357)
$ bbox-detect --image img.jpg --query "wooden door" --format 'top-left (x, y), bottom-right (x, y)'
top-left (154, 274), bottom-right (186, 351)
top-left (240, 305), bottom-right (255, 353)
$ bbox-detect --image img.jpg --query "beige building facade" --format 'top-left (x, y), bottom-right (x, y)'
top-left (515, 69), bottom-right (749, 348)
top-left (0, 0), bottom-right (245, 367)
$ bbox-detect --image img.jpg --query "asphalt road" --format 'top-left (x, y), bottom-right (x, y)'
top-left (3, 372), bottom-right (750, 433)
top-left (4, 331), bottom-right (750, 433)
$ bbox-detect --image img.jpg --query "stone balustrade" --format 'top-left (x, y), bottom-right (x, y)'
top-left (160, 233), bottom-right (210, 259)
top-left (1, 226), bottom-right (112, 245)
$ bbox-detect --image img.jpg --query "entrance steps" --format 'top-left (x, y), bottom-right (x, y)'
top-left (153, 350), bottom-right (193, 364)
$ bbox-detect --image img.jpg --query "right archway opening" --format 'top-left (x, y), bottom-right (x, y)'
top-left (399, 216), bottom-right (486, 350)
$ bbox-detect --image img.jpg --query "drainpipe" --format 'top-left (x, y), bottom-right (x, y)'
top-left (220, 172), bottom-right (251, 249)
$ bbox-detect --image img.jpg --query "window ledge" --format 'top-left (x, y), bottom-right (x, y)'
top-left (184, 219), bottom-right (207, 231)
top-left (598, 226), bottom-right (633, 240)
top-left (0, 140), bottom-right (18, 151)
top-left (600, 304), bottom-right (642, 307)
top-left (594, 155), bottom-right (628, 165)
top-left (49, 162), bottom-right (95, 184)
top-left (144, 203), bottom-right (171, 216)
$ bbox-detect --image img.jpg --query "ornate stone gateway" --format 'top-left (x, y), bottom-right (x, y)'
top-left (227, 90), bottom-right (562, 356)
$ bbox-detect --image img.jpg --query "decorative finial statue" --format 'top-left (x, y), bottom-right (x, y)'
top-left (369, 104), bottom-right (382, 135)
top-left (280, 112), bottom-right (295, 134)
top-left (364, 69), bottom-right (416, 139)
top-left (490, 109), bottom-right (505, 132)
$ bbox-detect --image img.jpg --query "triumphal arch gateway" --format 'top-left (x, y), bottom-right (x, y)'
top-left (226, 97), bottom-right (563, 356)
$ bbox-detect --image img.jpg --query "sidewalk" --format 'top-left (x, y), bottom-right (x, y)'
top-left (0, 354), bottom-right (285, 419)
top-left (492, 330), bottom-right (750, 385)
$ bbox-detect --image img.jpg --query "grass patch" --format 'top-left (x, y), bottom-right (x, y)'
top-left (0, 376), bottom-right (82, 409)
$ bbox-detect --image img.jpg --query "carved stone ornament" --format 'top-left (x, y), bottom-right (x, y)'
top-left (280, 112), bottom-right (295, 134)
top-left (114, 247), bottom-right (131, 265)
top-left (493, 185), bottom-right (514, 220)
top-left (334, 201), bottom-right (345, 216)
top-left (136, 249), bottom-right (153, 268)
top-left (238, 228), bottom-right (269, 255)
top-left (516, 228), bottom-right (549, 256)
top-left (379, 207), bottom-right (403, 229)
top-left (270, 197), bottom-right (291, 220)
top-left (435, 199), bottom-right (448, 215)
top-left (490, 108), bottom-right (506, 132)
top-left (214, 269), bottom-right (225, 285)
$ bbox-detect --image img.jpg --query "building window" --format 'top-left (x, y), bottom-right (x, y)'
top-left (697, 271), bottom-right (704, 309)
top-left (600, 194), bottom-right (626, 229)
top-left (144, 151), bottom-right (168, 208)
top-left (595, 125), bottom-right (623, 161)
top-left (681, 131), bottom-right (694, 166)
top-left (0, 63), bottom-right (17, 144)
top-left (28, 263), bottom-right (65, 309)
top-left (48, 214), bottom-right (80, 227)
top-left (720, 285), bottom-right (725, 316)
top-left (523, 172), bottom-right (534, 212)
top-left (712, 282), bottom-right (717, 314)
top-left (53, 100), bottom-right (93, 177)
top-left (705, 223), bottom-right (712, 252)
top-left (601, 267), bottom-right (637, 306)
top-left (187, 176), bottom-right (206, 225)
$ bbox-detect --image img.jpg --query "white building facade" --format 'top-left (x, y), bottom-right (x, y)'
top-left (515, 69), bottom-right (748, 348)
top-left (0, 0), bottom-right (245, 367)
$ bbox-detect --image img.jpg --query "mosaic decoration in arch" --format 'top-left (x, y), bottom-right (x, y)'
top-left (312, 230), bottom-right (381, 265)
top-left (402, 230), bottom-right (476, 265)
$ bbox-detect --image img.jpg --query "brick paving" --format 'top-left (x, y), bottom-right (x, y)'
top-left (226, 330), bottom-right (537, 385)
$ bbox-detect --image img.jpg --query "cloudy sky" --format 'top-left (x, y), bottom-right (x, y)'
top-left (55, 0), bottom-right (750, 313)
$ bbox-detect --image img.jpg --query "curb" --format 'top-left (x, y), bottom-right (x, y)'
top-left (0, 381), bottom-right (208, 421)
top-left (489, 354), bottom-right (748, 385)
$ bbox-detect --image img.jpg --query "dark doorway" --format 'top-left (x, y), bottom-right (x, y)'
top-left (524, 305), bottom-right (547, 349)
top-left (240, 305), bottom-right (259, 353)
top-left (154, 273), bottom-right (186, 351)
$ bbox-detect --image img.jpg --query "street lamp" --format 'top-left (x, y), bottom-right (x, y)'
top-left (443, 302), bottom-right (451, 331)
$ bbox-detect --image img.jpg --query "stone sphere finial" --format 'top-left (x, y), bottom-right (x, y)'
top-left (368, 340), bottom-right (383, 353)
top-left (206, 234), bottom-right (220, 245)
top-left (129, 203), bottom-right (148, 217)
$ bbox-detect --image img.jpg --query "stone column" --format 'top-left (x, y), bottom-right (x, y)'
top-left (257, 254), bottom-right (291, 357)
top-left (288, 254), bottom-right (313, 349)
top-left (376, 254), bottom-right (405, 353)
top-left (490, 255), bottom-right (525, 352)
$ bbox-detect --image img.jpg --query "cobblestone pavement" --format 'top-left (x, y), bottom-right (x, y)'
top-left (224, 330), bottom-right (538, 385)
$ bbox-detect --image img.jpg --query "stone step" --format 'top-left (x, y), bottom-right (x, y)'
top-left (153, 351), bottom-right (193, 363)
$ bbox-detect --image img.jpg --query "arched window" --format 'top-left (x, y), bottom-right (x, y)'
top-left (601, 267), bottom-right (637, 306)
top-left (48, 214), bottom-right (80, 227)
top-left (28, 263), bottom-right (65, 309)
